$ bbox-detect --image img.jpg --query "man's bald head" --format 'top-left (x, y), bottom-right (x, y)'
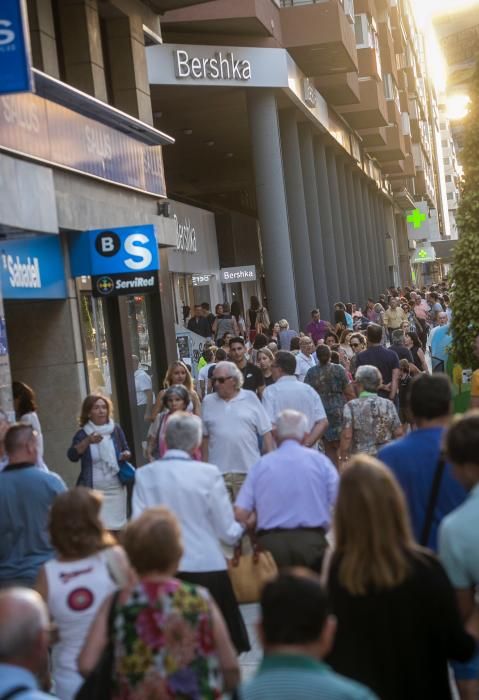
top-left (0, 588), bottom-right (49, 672)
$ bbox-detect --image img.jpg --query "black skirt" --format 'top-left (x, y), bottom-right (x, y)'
top-left (177, 570), bottom-right (250, 654)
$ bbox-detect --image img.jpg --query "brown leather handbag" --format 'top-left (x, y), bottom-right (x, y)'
top-left (227, 535), bottom-right (278, 604)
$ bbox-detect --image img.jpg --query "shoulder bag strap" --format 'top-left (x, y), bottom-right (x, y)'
top-left (420, 454), bottom-right (446, 546)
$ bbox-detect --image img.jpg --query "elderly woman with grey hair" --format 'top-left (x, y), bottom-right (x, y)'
top-left (202, 360), bottom-right (273, 501)
top-left (338, 365), bottom-right (402, 466)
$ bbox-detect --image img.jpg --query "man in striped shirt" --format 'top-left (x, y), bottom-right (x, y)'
top-left (236, 571), bottom-right (378, 700)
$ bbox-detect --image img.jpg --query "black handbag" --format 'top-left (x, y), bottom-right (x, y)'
top-left (75, 591), bottom-right (119, 700)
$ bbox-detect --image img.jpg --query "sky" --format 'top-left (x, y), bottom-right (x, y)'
top-left (412, 0), bottom-right (478, 116)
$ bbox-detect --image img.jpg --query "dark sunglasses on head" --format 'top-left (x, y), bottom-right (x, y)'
top-left (350, 343), bottom-right (360, 348)
top-left (212, 376), bottom-right (233, 384)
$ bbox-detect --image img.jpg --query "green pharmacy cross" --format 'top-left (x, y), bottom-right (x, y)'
top-left (417, 249), bottom-right (429, 260)
top-left (407, 208), bottom-right (427, 229)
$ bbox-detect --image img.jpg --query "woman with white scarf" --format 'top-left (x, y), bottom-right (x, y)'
top-left (67, 394), bottom-right (131, 532)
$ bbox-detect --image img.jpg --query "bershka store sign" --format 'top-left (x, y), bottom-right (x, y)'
top-left (174, 49), bottom-right (251, 82)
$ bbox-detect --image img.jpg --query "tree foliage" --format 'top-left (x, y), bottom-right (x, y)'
top-left (450, 65), bottom-right (479, 368)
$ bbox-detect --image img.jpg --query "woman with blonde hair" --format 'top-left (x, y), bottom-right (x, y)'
top-left (36, 487), bottom-right (130, 700)
top-left (151, 360), bottom-right (200, 420)
top-left (256, 347), bottom-right (275, 387)
top-left (79, 507), bottom-right (239, 699)
top-left (325, 455), bottom-right (475, 700)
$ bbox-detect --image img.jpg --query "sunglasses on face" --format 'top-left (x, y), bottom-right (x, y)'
top-left (350, 343), bottom-right (360, 348)
top-left (212, 376), bottom-right (233, 384)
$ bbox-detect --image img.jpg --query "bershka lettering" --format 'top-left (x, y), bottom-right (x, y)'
top-left (115, 276), bottom-right (155, 290)
top-left (6, 255), bottom-right (41, 289)
top-left (224, 270), bottom-right (254, 280)
top-left (175, 50), bottom-right (252, 82)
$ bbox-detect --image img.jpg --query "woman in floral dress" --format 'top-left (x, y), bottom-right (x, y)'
top-left (79, 507), bottom-right (239, 699)
top-left (304, 345), bottom-right (355, 467)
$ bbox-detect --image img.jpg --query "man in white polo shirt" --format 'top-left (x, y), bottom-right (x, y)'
top-left (202, 361), bottom-right (273, 501)
top-left (263, 351), bottom-right (328, 447)
top-left (132, 355), bottom-right (153, 443)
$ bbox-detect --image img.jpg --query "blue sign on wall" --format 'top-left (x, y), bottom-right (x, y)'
top-left (0, 235), bottom-right (67, 299)
top-left (70, 225), bottom-right (160, 298)
top-left (0, 93), bottom-right (167, 196)
top-left (1, 0), bottom-right (32, 95)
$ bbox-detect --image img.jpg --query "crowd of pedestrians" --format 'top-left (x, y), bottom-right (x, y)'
top-left (1, 282), bottom-right (479, 700)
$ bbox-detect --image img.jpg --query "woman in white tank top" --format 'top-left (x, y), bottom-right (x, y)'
top-left (35, 487), bottom-right (131, 700)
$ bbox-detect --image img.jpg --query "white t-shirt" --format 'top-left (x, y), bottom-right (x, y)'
top-left (134, 368), bottom-right (152, 406)
top-left (262, 375), bottom-right (327, 432)
top-left (202, 389), bottom-right (272, 474)
top-left (295, 352), bottom-right (317, 382)
top-left (45, 552), bottom-right (117, 700)
top-left (198, 363), bottom-right (215, 395)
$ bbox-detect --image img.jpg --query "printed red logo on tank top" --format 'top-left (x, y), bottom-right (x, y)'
top-left (67, 588), bottom-right (94, 611)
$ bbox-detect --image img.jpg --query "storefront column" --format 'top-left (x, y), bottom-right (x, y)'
top-left (297, 123), bottom-right (330, 319)
top-left (370, 188), bottom-right (387, 295)
top-left (314, 139), bottom-right (341, 311)
top-left (325, 148), bottom-right (350, 303)
top-left (361, 180), bottom-right (380, 298)
top-left (353, 172), bottom-right (373, 299)
top-left (336, 158), bottom-right (359, 303)
top-left (373, 193), bottom-right (389, 292)
top-left (345, 165), bottom-right (367, 304)
top-left (247, 90), bottom-right (299, 329)
top-left (279, 109), bottom-right (317, 329)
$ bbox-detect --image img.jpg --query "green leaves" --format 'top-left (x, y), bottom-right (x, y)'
top-left (450, 64), bottom-right (479, 368)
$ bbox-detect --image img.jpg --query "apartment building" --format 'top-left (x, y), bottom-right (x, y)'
top-left (439, 105), bottom-right (461, 240)
top-left (146, 0), bottom-right (449, 326)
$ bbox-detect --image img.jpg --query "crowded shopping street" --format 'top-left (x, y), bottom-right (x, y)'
top-left (2, 0), bottom-right (479, 698)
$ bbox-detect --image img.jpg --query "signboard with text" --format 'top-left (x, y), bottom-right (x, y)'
top-left (0, 235), bottom-right (66, 299)
top-left (70, 225), bottom-right (160, 298)
top-left (0, 0), bottom-right (32, 95)
top-left (220, 265), bottom-right (256, 284)
top-left (0, 93), bottom-right (166, 196)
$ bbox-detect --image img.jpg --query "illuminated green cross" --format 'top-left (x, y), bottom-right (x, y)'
top-left (407, 208), bottom-right (427, 229)
top-left (417, 249), bottom-right (428, 259)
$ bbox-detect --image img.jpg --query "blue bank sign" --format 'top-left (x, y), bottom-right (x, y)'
top-left (70, 225), bottom-right (160, 298)
top-left (1, 0), bottom-right (32, 95)
top-left (0, 235), bottom-right (67, 299)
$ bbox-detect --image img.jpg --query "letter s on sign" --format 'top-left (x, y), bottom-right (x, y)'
top-left (0, 20), bottom-right (15, 46)
top-left (124, 233), bottom-right (153, 271)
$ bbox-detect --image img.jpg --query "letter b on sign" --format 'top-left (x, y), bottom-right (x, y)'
top-left (95, 231), bottom-right (120, 257)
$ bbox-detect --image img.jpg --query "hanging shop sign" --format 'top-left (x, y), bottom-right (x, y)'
top-left (69, 225), bottom-right (160, 298)
top-left (0, 0), bottom-right (32, 96)
top-left (220, 265), bottom-right (256, 283)
top-left (412, 245), bottom-right (436, 264)
top-left (192, 273), bottom-right (212, 286)
top-left (0, 235), bottom-right (67, 299)
top-left (0, 93), bottom-right (166, 196)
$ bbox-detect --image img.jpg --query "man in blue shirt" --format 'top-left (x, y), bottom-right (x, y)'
top-left (430, 322), bottom-right (452, 373)
top-left (0, 424), bottom-right (66, 587)
top-left (236, 571), bottom-right (378, 700)
top-left (378, 374), bottom-right (466, 550)
top-left (0, 588), bottom-right (55, 699)
top-left (439, 413), bottom-right (479, 698)
top-left (235, 409), bottom-right (338, 572)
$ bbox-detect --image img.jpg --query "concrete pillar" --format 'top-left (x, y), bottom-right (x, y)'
top-left (368, 189), bottom-right (384, 294)
top-left (297, 123), bottom-right (330, 319)
top-left (314, 139), bottom-right (340, 310)
top-left (373, 193), bottom-right (389, 292)
top-left (56, 0), bottom-right (107, 101)
top-left (353, 172), bottom-right (373, 300)
top-left (26, 0), bottom-right (60, 77)
top-left (103, 14), bottom-right (153, 124)
top-left (325, 148), bottom-right (350, 302)
top-left (345, 165), bottom-right (367, 304)
top-left (361, 181), bottom-right (380, 297)
top-left (247, 90), bottom-right (299, 329)
top-left (336, 158), bottom-right (359, 303)
top-left (279, 110), bottom-right (317, 329)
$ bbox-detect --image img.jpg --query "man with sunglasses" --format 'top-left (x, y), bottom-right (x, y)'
top-left (202, 361), bottom-right (273, 501)
top-left (0, 424), bottom-right (65, 588)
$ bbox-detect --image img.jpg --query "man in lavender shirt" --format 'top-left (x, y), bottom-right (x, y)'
top-left (235, 409), bottom-right (338, 572)
top-left (305, 309), bottom-right (329, 345)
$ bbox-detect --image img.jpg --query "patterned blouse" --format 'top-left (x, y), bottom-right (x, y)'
top-left (112, 578), bottom-right (222, 700)
top-left (343, 395), bottom-right (401, 456)
top-left (304, 363), bottom-right (350, 442)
